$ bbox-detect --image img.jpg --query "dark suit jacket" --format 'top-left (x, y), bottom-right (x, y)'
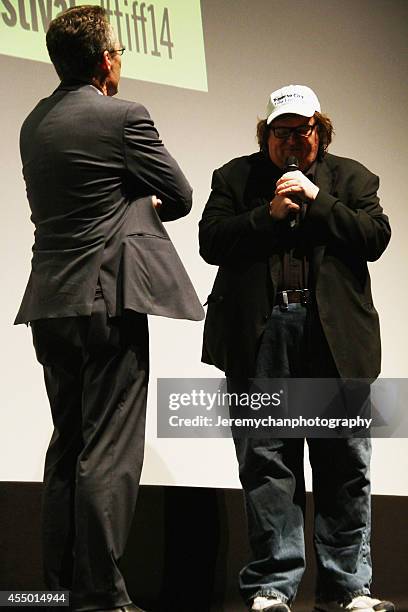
top-left (199, 152), bottom-right (391, 379)
top-left (15, 82), bottom-right (203, 324)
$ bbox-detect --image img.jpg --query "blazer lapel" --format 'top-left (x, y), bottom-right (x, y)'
top-left (314, 156), bottom-right (334, 195)
top-left (312, 157), bottom-right (334, 280)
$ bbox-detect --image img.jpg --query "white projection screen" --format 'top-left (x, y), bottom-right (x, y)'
top-left (1, 0), bottom-right (407, 495)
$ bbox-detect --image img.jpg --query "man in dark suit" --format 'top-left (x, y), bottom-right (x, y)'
top-left (15, 6), bottom-right (202, 612)
top-left (199, 85), bottom-right (393, 612)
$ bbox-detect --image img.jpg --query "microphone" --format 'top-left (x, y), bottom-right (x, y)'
top-left (284, 155), bottom-right (299, 174)
top-left (284, 156), bottom-right (301, 228)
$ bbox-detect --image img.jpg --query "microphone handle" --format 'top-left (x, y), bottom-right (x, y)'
top-left (284, 157), bottom-right (301, 228)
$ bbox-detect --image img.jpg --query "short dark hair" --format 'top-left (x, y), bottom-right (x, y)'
top-left (46, 5), bottom-right (115, 81)
top-left (256, 112), bottom-right (334, 160)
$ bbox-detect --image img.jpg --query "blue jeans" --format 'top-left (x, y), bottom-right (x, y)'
top-left (230, 304), bottom-right (372, 605)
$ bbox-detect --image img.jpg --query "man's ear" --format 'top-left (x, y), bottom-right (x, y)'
top-left (98, 50), bottom-right (112, 76)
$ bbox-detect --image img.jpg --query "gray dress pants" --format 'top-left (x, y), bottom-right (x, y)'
top-left (31, 297), bottom-right (149, 611)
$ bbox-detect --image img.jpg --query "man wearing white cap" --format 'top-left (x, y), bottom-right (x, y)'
top-left (199, 85), bottom-right (393, 611)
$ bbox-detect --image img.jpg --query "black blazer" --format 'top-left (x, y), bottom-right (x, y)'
top-left (15, 82), bottom-right (203, 323)
top-left (199, 152), bottom-right (391, 379)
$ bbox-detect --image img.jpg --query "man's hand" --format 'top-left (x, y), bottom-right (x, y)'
top-left (152, 195), bottom-right (162, 210)
top-left (275, 170), bottom-right (319, 201)
top-left (269, 195), bottom-right (300, 220)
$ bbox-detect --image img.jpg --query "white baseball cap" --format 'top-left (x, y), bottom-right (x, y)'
top-left (266, 84), bottom-right (321, 124)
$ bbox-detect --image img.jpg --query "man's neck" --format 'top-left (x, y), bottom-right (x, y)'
top-left (91, 77), bottom-right (108, 95)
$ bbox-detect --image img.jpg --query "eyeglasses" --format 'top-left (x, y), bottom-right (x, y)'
top-left (271, 124), bottom-right (316, 139)
top-left (108, 47), bottom-right (126, 56)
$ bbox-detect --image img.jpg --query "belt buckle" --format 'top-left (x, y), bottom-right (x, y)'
top-left (279, 290), bottom-right (289, 312)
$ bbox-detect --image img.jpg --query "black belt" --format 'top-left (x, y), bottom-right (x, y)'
top-left (275, 289), bottom-right (311, 309)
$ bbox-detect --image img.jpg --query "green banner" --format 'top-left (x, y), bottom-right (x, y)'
top-left (0, 0), bottom-right (208, 91)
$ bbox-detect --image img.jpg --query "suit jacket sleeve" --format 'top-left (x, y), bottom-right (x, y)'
top-left (199, 166), bottom-right (282, 266)
top-left (307, 160), bottom-right (391, 261)
top-left (123, 103), bottom-right (192, 221)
